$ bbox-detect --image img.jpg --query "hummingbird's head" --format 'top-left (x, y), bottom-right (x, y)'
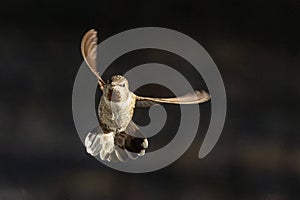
top-left (104, 75), bottom-right (130, 102)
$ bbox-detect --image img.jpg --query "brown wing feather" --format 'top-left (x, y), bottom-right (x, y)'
top-left (81, 29), bottom-right (106, 90)
top-left (135, 99), bottom-right (158, 108)
top-left (135, 90), bottom-right (210, 106)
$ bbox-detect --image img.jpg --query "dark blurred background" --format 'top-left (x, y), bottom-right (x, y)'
top-left (0, 0), bottom-right (300, 199)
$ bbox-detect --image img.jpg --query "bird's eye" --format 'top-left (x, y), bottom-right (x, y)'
top-left (107, 79), bottom-right (112, 84)
top-left (121, 83), bottom-right (125, 87)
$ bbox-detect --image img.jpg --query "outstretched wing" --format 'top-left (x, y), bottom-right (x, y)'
top-left (81, 29), bottom-right (106, 90)
top-left (135, 90), bottom-right (210, 107)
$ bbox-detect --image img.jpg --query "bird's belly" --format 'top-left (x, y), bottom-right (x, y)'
top-left (98, 96), bottom-right (135, 132)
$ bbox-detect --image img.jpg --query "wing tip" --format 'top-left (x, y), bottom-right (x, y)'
top-left (85, 28), bottom-right (98, 35)
top-left (81, 29), bottom-right (98, 47)
top-left (195, 90), bottom-right (211, 102)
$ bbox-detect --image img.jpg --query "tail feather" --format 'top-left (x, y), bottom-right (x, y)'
top-left (115, 132), bottom-right (148, 154)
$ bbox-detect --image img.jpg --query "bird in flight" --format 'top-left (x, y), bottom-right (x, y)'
top-left (81, 29), bottom-right (211, 162)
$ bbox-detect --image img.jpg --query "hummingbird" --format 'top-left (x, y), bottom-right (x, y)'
top-left (81, 29), bottom-right (211, 162)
